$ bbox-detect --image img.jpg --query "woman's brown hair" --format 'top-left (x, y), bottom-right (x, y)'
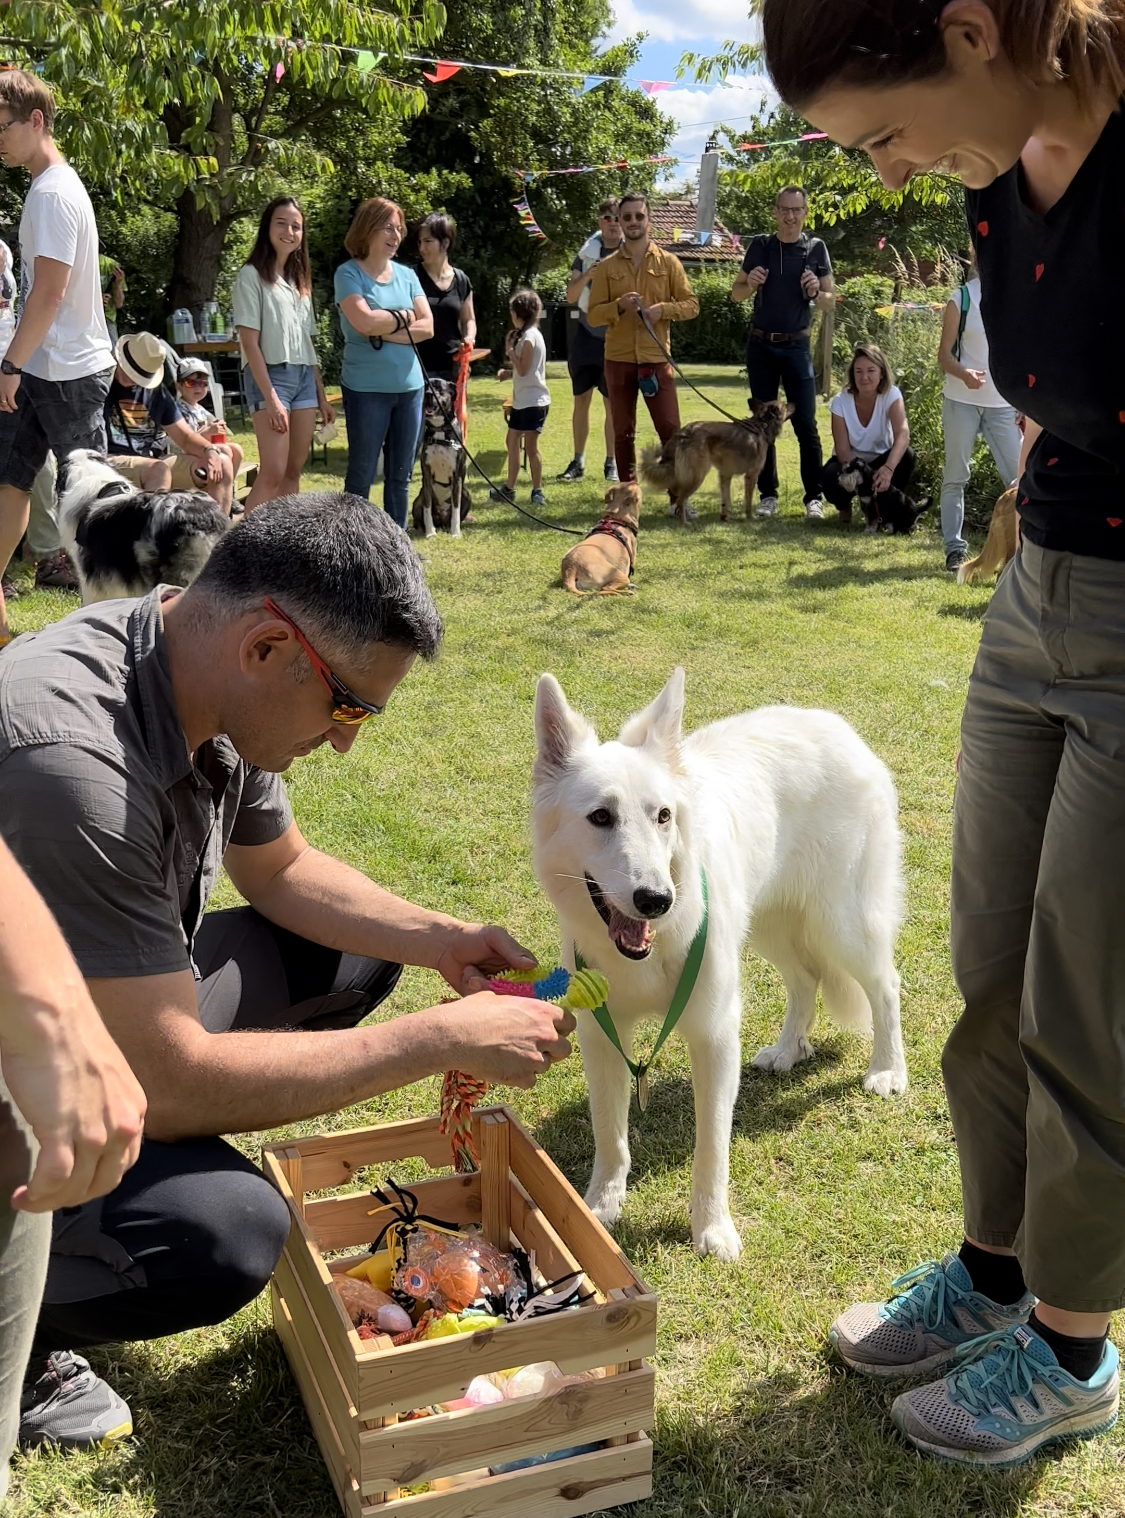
top-left (847, 344), bottom-right (894, 395)
top-left (344, 198), bottom-right (405, 259)
top-left (762, 0), bottom-right (1125, 111)
top-left (246, 197), bottom-right (312, 295)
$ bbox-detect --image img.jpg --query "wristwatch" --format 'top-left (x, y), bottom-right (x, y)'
top-left (1, 357), bottom-right (22, 376)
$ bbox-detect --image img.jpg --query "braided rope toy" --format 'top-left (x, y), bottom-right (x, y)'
top-left (440, 966), bottom-right (610, 1172)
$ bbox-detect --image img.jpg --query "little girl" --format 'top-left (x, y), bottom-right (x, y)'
top-left (492, 288), bottom-right (550, 507)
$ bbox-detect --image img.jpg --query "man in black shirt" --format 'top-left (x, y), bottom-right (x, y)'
top-left (558, 201), bottom-right (623, 483)
top-left (731, 185), bottom-right (834, 519)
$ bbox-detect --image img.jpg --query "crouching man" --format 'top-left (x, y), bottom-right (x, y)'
top-left (0, 492), bottom-right (574, 1449)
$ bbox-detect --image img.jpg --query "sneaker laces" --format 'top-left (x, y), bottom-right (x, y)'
top-left (946, 1329), bottom-right (1055, 1418)
top-left (880, 1259), bottom-right (973, 1333)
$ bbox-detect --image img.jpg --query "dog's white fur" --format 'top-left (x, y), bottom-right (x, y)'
top-left (57, 449), bottom-right (227, 604)
top-left (532, 669), bottom-right (908, 1261)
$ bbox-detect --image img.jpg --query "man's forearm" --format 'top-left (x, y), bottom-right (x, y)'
top-left (6, 284), bottom-right (65, 370)
top-left (245, 845), bottom-right (460, 973)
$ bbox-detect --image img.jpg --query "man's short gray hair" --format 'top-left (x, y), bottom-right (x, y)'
top-left (186, 492), bottom-right (442, 666)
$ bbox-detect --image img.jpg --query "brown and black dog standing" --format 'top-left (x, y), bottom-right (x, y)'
top-left (639, 399), bottom-right (794, 522)
top-left (560, 482), bottom-right (641, 596)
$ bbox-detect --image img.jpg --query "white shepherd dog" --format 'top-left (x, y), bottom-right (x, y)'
top-left (532, 668), bottom-right (908, 1262)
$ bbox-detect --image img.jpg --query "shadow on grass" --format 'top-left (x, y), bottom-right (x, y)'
top-left (938, 599), bottom-right (989, 621)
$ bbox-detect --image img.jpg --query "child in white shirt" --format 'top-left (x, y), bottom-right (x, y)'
top-left (493, 288), bottom-right (550, 507)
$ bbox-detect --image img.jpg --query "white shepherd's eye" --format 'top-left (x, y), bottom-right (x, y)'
top-left (657, 807), bottom-right (672, 824)
top-left (587, 808), bottom-right (613, 828)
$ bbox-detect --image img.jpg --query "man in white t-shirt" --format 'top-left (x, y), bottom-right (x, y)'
top-left (0, 71), bottom-right (114, 643)
top-left (937, 269), bottom-right (1022, 573)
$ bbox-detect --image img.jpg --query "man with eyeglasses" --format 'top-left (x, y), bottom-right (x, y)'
top-left (557, 199), bottom-right (622, 484)
top-left (0, 493), bottom-right (575, 1449)
top-left (731, 185), bottom-right (835, 520)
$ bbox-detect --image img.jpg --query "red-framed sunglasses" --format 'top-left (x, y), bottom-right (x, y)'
top-left (264, 598), bottom-right (384, 724)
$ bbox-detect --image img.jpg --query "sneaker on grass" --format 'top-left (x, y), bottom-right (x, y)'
top-left (34, 549), bottom-right (78, 591)
top-left (756, 495), bottom-right (779, 517)
top-left (945, 550), bottom-right (967, 573)
top-left (666, 498), bottom-right (697, 520)
top-left (829, 1252), bottom-right (1036, 1378)
top-left (530, 487), bottom-right (547, 507)
top-left (20, 1351), bottom-right (133, 1450)
top-left (891, 1324), bottom-right (1120, 1467)
top-left (805, 497), bottom-right (825, 521)
top-left (604, 459), bottom-right (619, 482)
top-left (489, 484), bottom-right (515, 505)
top-left (557, 459), bottom-right (584, 482)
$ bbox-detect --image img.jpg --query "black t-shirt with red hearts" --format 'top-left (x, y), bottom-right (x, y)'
top-left (966, 104), bottom-right (1125, 558)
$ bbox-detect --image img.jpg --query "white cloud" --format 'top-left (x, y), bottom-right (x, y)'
top-left (657, 75), bottom-right (780, 177)
top-left (606, 0), bottom-right (736, 44)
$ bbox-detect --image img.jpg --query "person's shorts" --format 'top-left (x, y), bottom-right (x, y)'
top-left (508, 405), bottom-right (549, 434)
top-left (0, 367), bottom-right (112, 493)
top-left (243, 361), bottom-right (317, 414)
top-left (568, 329), bottom-right (608, 397)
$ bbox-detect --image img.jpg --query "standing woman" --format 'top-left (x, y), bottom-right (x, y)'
top-left (413, 212), bottom-right (476, 381)
top-left (233, 196), bottom-right (335, 511)
top-left (334, 198), bottom-right (433, 527)
top-left (762, 0), bottom-right (1125, 1466)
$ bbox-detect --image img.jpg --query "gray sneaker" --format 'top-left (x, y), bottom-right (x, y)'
top-left (805, 497), bottom-right (825, 521)
top-left (756, 495), bottom-right (779, 518)
top-left (829, 1253), bottom-right (1036, 1379)
top-left (20, 1351), bottom-right (133, 1449)
top-left (604, 459), bottom-right (619, 483)
top-left (530, 487), bottom-right (547, 507)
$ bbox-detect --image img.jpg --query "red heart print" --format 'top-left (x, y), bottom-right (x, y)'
top-left (1047, 457), bottom-right (1058, 465)
top-left (1035, 264), bottom-right (1044, 280)
top-left (1021, 496), bottom-right (1029, 507)
top-left (1028, 374), bottom-right (1036, 387)
top-left (1108, 518), bottom-right (1123, 528)
top-left (1119, 411), bottom-right (1125, 423)
top-left (977, 221), bottom-right (988, 235)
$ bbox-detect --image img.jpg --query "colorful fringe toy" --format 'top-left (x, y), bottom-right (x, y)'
top-left (439, 966), bottom-right (609, 1172)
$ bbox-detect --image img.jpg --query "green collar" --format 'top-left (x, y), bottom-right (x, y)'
top-left (575, 868), bottom-right (709, 1112)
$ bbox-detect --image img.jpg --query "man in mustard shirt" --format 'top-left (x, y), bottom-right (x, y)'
top-left (587, 192), bottom-right (699, 485)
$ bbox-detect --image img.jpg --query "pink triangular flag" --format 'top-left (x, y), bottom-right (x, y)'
top-left (639, 80), bottom-right (671, 94)
top-left (423, 61), bottom-right (462, 82)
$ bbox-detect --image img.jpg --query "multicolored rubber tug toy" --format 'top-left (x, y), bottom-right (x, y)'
top-left (439, 965), bottom-right (609, 1172)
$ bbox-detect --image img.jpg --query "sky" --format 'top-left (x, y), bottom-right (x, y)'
top-left (603, 0), bottom-right (779, 182)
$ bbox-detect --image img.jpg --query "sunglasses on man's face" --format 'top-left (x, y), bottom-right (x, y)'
top-left (620, 213), bottom-right (647, 223)
top-left (264, 598), bottom-right (384, 724)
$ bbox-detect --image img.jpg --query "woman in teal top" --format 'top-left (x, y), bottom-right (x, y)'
top-left (334, 198), bottom-right (433, 528)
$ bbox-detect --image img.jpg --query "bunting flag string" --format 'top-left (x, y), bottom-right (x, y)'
top-left (737, 131), bottom-right (828, 151)
top-left (513, 153), bottom-right (676, 184)
top-left (512, 195), bottom-right (548, 242)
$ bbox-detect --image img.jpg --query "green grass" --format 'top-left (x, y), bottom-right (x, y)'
top-left (7, 365), bottom-right (1121, 1517)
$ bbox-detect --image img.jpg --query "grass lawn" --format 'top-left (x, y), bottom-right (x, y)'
top-left (7, 364), bottom-right (1120, 1518)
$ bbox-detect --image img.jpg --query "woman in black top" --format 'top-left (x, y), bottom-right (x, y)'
top-left (414, 212), bottom-right (476, 382)
top-left (762, 0), bottom-right (1125, 1468)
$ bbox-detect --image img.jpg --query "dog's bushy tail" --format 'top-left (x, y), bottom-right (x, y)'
top-left (956, 553), bottom-right (984, 586)
top-left (821, 973), bottom-right (873, 1035)
top-left (639, 443), bottom-right (676, 491)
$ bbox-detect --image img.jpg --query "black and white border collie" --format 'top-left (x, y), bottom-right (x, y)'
top-left (57, 450), bottom-right (230, 603)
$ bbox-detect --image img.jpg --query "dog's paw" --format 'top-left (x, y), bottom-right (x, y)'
top-left (863, 1063), bottom-right (909, 1098)
top-left (694, 1216), bottom-right (742, 1262)
top-left (752, 1037), bottom-right (814, 1073)
top-left (584, 1183), bottom-right (626, 1229)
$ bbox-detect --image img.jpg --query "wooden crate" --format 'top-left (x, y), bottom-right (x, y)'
top-left (262, 1105), bottom-right (656, 1517)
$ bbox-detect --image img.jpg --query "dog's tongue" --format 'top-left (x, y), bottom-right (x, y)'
top-left (608, 908), bottom-right (653, 954)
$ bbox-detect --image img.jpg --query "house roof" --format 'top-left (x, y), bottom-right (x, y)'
top-left (646, 198), bottom-right (743, 264)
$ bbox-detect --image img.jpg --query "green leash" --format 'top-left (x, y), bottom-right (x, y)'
top-left (575, 869), bottom-right (709, 1112)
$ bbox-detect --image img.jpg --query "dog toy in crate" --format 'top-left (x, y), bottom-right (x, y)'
top-left (440, 966), bottom-right (610, 1172)
top-left (332, 1275), bottom-right (413, 1339)
top-left (395, 1227), bottom-right (520, 1315)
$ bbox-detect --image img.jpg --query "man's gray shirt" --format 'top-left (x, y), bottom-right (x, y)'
top-left (0, 588), bottom-right (293, 979)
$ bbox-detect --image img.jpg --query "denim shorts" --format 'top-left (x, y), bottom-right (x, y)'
top-left (243, 361), bottom-right (317, 414)
top-left (0, 367), bottom-right (112, 493)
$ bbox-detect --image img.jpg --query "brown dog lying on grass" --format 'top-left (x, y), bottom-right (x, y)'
top-left (560, 482), bottom-right (641, 596)
top-left (639, 399), bottom-right (794, 522)
top-left (958, 487), bottom-right (1018, 585)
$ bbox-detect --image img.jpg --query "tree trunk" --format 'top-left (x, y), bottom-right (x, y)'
top-left (165, 197), bottom-right (234, 319)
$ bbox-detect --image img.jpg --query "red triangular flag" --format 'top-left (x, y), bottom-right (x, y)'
top-left (423, 61), bottom-right (462, 82)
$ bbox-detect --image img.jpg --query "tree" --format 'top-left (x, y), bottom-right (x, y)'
top-left (0, 0), bottom-right (445, 311)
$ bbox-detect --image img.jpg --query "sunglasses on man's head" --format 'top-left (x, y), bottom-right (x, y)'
top-left (264, 598), bottom-right (384, 724)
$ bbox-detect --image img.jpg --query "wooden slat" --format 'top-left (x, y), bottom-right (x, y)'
top-left (477, 1112), bottom-right (512, 1250)
top-left (263, 1150), bottom-right (368, 1381)
top-left (274, 1249), bottom-right (360, 1469)
top-left (369, 1438), bottom-right (652, 1518)
top-left (356, 1295), bottom-right (656, 1420)
top-left (358, 1367), bottom-right (654, 1492)
top-left (505, 1120), bottom-right (646, 1296)
top-left (264, 1116), bottom-right (451, 1192)
top-left (272, 1283), bottom-right (363, 1518)
top-left (509, 1178), bottom-right (584, 1286)
top-left (306, 1174), bottom-right (482, 1253)
top-left (281, 1145), bottom-right (304, 1205)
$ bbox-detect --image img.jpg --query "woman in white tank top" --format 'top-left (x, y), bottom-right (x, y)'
top-left (821, 344), bottom-right (914, 527)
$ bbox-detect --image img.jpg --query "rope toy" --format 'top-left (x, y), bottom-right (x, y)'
top-left (439, 966), bottom-right (610, 1171)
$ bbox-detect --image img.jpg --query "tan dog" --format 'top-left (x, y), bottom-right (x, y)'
top-left (958, 487), bottom-right (1019, 585)
top-left (560, 482), bottom-right (641, 596)
top-left (639, 400), bottom-right (795, 521)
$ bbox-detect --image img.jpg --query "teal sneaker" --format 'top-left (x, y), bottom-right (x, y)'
top-left (829, 1253), bottom-right (1035, 1378)
top-left (891, 1324), bottom-right (1120, 1466)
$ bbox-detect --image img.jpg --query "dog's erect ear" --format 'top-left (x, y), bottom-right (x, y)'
top-left (619, 666), bottom-right (685, 755)
top-left (534, 674), bottom-right (596, 783)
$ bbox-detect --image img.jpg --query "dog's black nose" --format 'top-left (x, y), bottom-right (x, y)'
top-left (633, 887), bottom-right (673, 918)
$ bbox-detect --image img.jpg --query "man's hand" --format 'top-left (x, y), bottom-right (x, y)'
top-left (961, 368), bottom-right (986, 390)
top-left (617, 291), bottom-right (643, 314)
top-left (435, 923), bottom-right (537, 995)
top-left (0, 371), bottom-right (21, 412)
top-left (201, 447), bottom-right (223, 484)
top-left (800, 270), bottom-right (821, 298)
top-left (431, 991), bottom-right (575, 1089)
top-left (642, 304), bottom-right (663, 327)
top-left (744, 266), bottom-right (768, 288)
top-left (872, 464), bottom-right (894, 494)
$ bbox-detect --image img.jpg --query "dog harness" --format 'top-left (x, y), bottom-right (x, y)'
top-left (575, 868), bottom-right (708, 1112)
top-left (585, 516), bottom-right (636, 574)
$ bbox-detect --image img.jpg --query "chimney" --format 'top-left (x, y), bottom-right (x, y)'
top-left (695, 135), bottom-right (719, 245)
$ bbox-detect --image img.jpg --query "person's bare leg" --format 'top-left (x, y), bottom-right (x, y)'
top-left (526, 434), bottom-right (542, 490)
top-left (279, 409), bottom-right (317, 498)
top-left (244, 411), bottom-right (289, 511)
top-left (571, 388), bottom-right (592, 459)
top-left (140, 460), bottom-right (172, 492)
top-left (0, 485), bottom-right (30, 639)
top-left (505, 430), bottom-right (520, 491)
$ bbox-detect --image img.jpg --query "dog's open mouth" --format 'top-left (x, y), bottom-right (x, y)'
top-left (585, 873), bottom-right (654, 961)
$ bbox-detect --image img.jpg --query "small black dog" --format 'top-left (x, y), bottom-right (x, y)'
top-left (411, 378), bottom-right (470, 538)
top-left (837, 458), bottom-right (931, 535)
